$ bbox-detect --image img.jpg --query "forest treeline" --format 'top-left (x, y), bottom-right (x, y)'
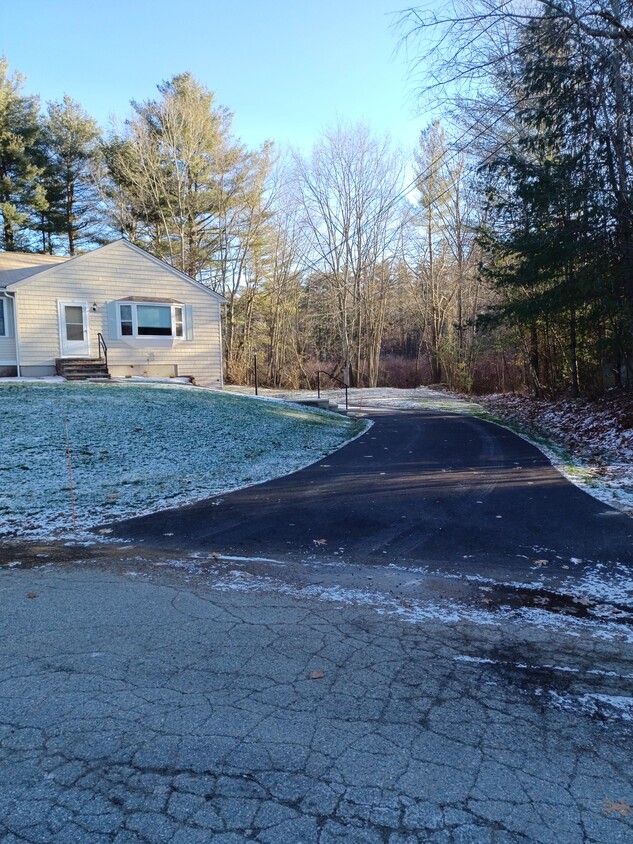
top-left (2, 0), bottom-right (633, 397)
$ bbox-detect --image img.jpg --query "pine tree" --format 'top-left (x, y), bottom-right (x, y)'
top-left (0, 58), bottom-right (45, 251)
top-left (102, 73), bottom-right (271, 280)
top-left (40, 95), bottom-right (102, 254)
top-left (479, 10), bottom-right (630, 393)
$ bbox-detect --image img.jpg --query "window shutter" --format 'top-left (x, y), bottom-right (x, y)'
top-left (107, 301), bottom-right (119, 340)
top-left (184, 304), bottom-right (194, 340)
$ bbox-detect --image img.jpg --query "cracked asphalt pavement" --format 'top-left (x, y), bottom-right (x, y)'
top-left (1, 406), bottom-right (633, 843)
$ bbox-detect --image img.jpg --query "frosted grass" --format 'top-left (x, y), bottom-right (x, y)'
top-left (0, 382), bottom-right (365, 539)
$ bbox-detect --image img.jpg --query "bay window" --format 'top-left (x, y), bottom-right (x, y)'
top-left (117, 301), bottom-right (184, 339)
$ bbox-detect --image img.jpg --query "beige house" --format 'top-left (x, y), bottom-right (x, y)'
top-left (0, 239), bottom-right (224, 386)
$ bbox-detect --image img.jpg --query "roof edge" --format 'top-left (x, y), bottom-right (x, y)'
top-left (5, 239), bottom-right (226, 303)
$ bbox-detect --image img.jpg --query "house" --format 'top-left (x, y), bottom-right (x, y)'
top-left (0, 239), bottom-right (224, 387)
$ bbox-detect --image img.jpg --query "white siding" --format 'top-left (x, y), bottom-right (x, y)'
top-left (13, 242), bottom-right (223, 387)
top-left (0, 336), bottom-right (16, 365)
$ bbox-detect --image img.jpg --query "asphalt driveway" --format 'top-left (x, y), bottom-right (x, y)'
top-left (110, 407), bottom-right (633, 584)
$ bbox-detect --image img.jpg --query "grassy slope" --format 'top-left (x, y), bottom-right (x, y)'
top-left (0, 382), bottom-right (366, 539)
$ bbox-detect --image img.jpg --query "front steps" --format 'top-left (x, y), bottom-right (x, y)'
top-left (56, 358), bottom-right (110, 381)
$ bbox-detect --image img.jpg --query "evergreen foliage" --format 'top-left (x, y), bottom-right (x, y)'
top-left (0, 59), bottom-right (46, 251)
top-left (477, 5), bottom-right (633, 393)
top-left (40, 95), bottom-right (102, 254)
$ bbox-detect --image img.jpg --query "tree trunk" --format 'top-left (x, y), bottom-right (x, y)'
top-left (529, 325), bottom-right (542, 397)
top-left (569, 307), bottom-right (579, 398)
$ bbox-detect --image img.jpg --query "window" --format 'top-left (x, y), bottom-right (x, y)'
top-left (137, 304), bottom-right (172, 336)
top-left (174, 308), bottom-right (183, 338)
top-left (120, 304), bottom-right (133, 336)
top-left (117, 302), bottom-right (184, 339)
top-left (0, 296), bottom-right (12, 338)
top-left (64, 305), bottom-right (85, 341)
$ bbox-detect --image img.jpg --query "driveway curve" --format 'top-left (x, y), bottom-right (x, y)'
top-left (110, 407), bottom-right (633, 581)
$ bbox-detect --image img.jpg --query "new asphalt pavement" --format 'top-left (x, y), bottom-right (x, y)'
top-left (110, 407), bottom-right (633, 585)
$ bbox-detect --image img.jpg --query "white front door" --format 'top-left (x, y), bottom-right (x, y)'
top-left (58, 301), bottom-right (90, 357)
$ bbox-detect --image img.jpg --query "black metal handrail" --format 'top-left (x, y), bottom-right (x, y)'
top-left (97, 332), bottom-right (108, 368)
top-left (316, 370), bottom-right (349, 411)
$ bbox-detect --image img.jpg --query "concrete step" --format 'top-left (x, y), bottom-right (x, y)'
top-left (60, 365), bottom-right (109, 371)
top-left (59, 367), bottom-right (109, 374)
top-left (290, 398), bottom-right (331, 410)
top-left (287, 398), bottom-right (349, 415)
top-left (56, 358), bottom-right (110, 380)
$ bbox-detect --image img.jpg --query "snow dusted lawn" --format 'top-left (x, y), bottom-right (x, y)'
top-left (0, 382), bottom-right (365, 539)
top-left (226, 385), bottom-right (483, 414)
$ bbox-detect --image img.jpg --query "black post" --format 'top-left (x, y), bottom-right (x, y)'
top-left (317, 371), bottom-right (321, 398)
top-left (254, 354), bottom-right (258, 396)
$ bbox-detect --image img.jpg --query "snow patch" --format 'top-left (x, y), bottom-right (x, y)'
top-left (549, 690), bottom-right (633, 722)
top-left (454, 655), bottom-right (498, 665)
top-left (559, 562), bottom-right (633, 608)
top-left (203, 566), bottom-right (633, 644)
top-left (479, 392), bottom-right (633, 515)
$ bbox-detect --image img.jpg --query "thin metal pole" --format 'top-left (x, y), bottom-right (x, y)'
top-left (317, 371), bottom-right (321, 399)
top-left (254, 354), bottom-right (258, 396)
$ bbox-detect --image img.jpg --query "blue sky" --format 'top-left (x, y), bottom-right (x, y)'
top-left (2, 0), bottom-right (429, 154)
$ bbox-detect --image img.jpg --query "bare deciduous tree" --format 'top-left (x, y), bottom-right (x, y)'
top-left (293, 122), bottom-right (405, 386)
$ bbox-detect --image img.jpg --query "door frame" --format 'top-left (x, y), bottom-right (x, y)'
top-left (58, 300), bottom-right (90, 357)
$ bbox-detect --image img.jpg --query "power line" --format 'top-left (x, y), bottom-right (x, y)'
top-left (296, 6), bottom-right (615, 275)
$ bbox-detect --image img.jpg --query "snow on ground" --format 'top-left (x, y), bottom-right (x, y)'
top-left (226, 384), bottom-right (482, 414)
top-left (559, 560), bottom-right (633, 608)
top-left (548, 690), bottom-right (633, 723)
top-left (0, 381), bottom-right (365, 539)
top-left (148, 553), bottom-right (633, 648)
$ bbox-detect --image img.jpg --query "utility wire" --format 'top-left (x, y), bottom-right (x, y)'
top-left (297, 7), bottom-right (621, 275)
